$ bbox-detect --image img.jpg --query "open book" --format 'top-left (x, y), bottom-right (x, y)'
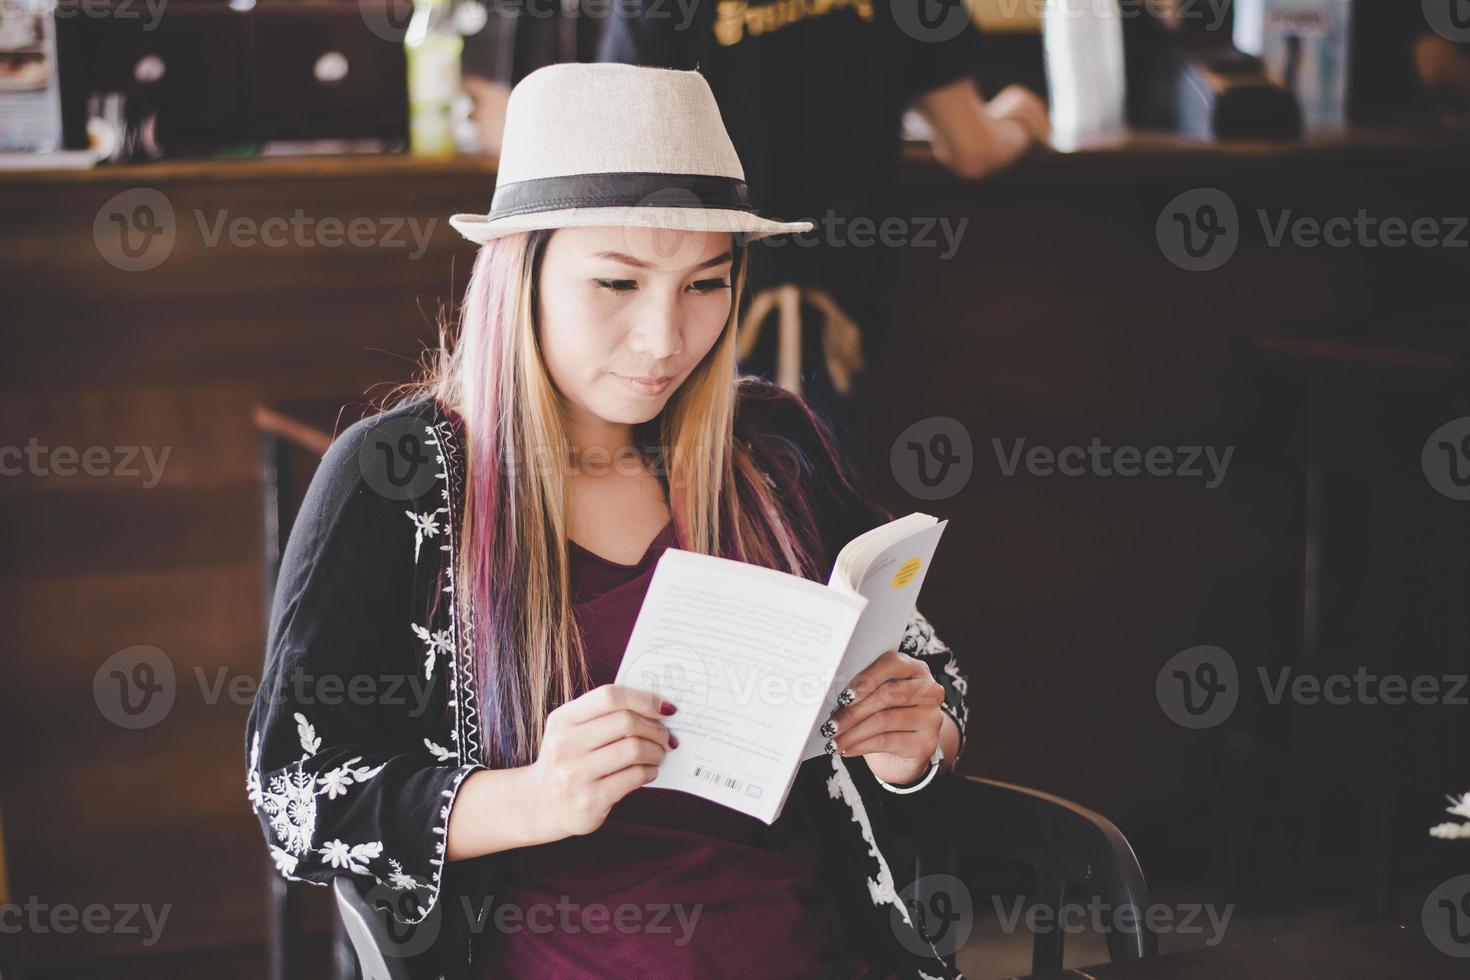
top-left (613, 513), bottom-right (947, 823)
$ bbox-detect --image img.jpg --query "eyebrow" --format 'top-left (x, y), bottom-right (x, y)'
top-left (592, 249), bottom-right (733, 272)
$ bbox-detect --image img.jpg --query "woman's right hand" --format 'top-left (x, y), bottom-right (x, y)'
top-left (529, 684), bottom-right (678, 840)
top-left (986, 84), bottom-right (1051, 147)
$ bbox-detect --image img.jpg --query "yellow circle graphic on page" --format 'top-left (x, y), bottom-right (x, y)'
top-left (892, 557), bottom-right (922, 589)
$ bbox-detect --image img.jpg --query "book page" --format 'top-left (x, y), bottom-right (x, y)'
top-left (799, 518), bottom-right (948, 761)
top-left (614, 549), bottom-right (866, 823)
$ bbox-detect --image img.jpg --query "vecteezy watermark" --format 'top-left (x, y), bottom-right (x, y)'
top-left (992, 0), bottom-right (1233, 31)
top-left (0, 897), bottom-right (170, 947)
top-left (991, 437), bottom-right (1234, 489)
top-left (0, 438), bottom-right (171, 487)
top-left (620, 638), bottom-right (918, 746)
top-left (620, 643), bottom-right (713, 727)
top-left (889, 0), bottom-right (976, 44)
top-left (221, 666), bottom-right (439, 717)
top-left (94, 646), bottom-right (177, 730)
top-left (756, 210), bottom-right (970, 261)
top-left (1423, 0), bottom-right (1470, 43)
top-left (93, 188), bottom-right (177, 272)
top-left (992, 895), bottom-right (1233, 947)
top-left (1423, 417), bottom-right (1470, 501)
top-left (891, 0), bottom-right (1233, 44)
top-left (891, 420), bottom-right (1232, 501)
top-left (21, 0), bottom-right (171, 31)
top-left (1256, 666), bottom-right (1469, 708)
top-left (1157, 646), bottom-right (1470, 730)
top-left (357, 0), bottom-right (415, 41)
top-left (359, 885), bottom-right (705, 960)
top-left (891, 416), bottom-right (975, 501)
top-left (1157, 645), bottom-right (1239, 729)
top-left (463, 895), bottom-right (702, 944)
top-left (353, 412), bottom-right (763, 496)
top-left (193, 209), bottom-right (436, 259)
top-left (1423, 875), bottom-right (1470, 958)
top-left (94, 646), bottom-right (439, 729)
top-left (1158, 188), bottom-right (1469, 272)
top-left (358, 415), bottom-right (444, 502)
top-left (93, 188), bottom-right (438, 271)
top-left (359, 0), bottom-right (705, 43)
top-left (893, 874), bottom-right (974, 958)
top-left (1156, 188), bottom-right (1239, 272)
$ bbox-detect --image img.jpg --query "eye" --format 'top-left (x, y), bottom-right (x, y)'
top-left (689, 278), bottom-right (731, 294)
top-left (594, 278), bottom-right (638, 292)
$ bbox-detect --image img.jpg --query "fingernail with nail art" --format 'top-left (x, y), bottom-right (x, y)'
top-left (820, 719), bottom-right (838, 738)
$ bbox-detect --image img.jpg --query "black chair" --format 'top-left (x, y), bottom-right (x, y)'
top-left (332, 773), bottom-right (1155, 979)
top-left (332, 877), bottom-right (411, 980)
top-left (255, 398), bottom-right (371, 980)
top-left (886, 774), bottom-right (1157, 976)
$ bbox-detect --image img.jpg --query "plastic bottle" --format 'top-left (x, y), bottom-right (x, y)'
top-left (1042, 0), bottom-right (1128, 151)
top-left (405, 0), bottom-right (464, 157)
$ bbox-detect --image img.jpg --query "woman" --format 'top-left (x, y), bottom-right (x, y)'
top-left (245, 63), bottom-right (970, 978)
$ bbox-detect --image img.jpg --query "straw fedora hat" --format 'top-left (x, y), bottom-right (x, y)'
top-left (448, 62), bottom-right (814, 244)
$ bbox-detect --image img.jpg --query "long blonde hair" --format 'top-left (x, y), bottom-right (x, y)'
top-left (418, 229), bottom-right (826, 768)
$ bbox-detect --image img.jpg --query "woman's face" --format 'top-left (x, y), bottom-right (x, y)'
top-left (535, 225), bottom-right (736, 431)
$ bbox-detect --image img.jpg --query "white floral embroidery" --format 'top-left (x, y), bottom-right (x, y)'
top-left (411, 623), bottom-right (453, 681)
top-left (424, 738), bottom-right (453, 762)
top-left (387, 859), bottom-right (429, 893)
top-left (1448, 791), bottom-right (1470, 820)
top-left (269, 845), bottom-right (299, 876)
top-left (825, 754), bottom-right (908, 920)
top-left (246, 734), bottom-right (264, 808)
top-left (261, 765), bottom-right (319, 858)
top-left (318, 757), bottom-right (385, 800)
top-left (405, 507), bottom-right (446, 563)
top-left (249, 715), bottom-right (383, 864)
top-left (942, 655), bottom-right (969, 698)
top-left (900, 609), bottom-right (969, 757)
top-left (432, 418), bottom-right (484, 768)
top-left (295, 712), bottom-right (321, 754)
top-left (248, 728), bottom-right (321, 858)
top-left (321, 839), bottom-right (385, 874)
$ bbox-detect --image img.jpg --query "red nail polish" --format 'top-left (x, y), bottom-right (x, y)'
top-left (669, 733), bottom-right (679, 749)
top-left (660, 700), bottom-right (677, 716)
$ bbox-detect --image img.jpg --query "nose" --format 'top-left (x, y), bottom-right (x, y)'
top-left (626, 290), bottom-right (684, 361)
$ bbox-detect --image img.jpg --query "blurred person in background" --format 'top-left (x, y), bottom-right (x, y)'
top-left (595, 0), bottom-right (1048, 445)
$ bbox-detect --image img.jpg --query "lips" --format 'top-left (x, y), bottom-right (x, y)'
top-left (616, 374), bottom-right (673, 395)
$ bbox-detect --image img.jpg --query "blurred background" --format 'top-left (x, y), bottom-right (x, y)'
top-left (1, 0), bottom-right (1469, 976)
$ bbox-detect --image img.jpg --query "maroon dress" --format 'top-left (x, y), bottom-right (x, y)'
top-left (479, 520), bottom-right (894, 978)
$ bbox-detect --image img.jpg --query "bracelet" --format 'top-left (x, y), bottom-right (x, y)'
top-left (872, 741), bottom-right (944, 795)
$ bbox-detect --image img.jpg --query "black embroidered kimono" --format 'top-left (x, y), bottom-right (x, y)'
top-left (244, 378), bottom-right (971, 978)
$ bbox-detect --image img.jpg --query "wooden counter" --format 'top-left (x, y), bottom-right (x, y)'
top-left (0, 151), bottom-right (501, 186)
top-left (5, 127), bottom-right (1466, 187)
top-left (902, 128), bottom-right (1470, 187)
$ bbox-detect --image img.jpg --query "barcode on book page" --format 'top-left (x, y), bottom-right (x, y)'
top-left (692, 766), bottom-right (741, 793)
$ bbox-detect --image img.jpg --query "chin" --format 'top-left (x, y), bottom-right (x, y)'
top-left (593, 395), bottom-right (667, 426)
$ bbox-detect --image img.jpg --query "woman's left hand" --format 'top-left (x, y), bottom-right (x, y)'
top-left (821, 648), bottom-right (945, 785)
